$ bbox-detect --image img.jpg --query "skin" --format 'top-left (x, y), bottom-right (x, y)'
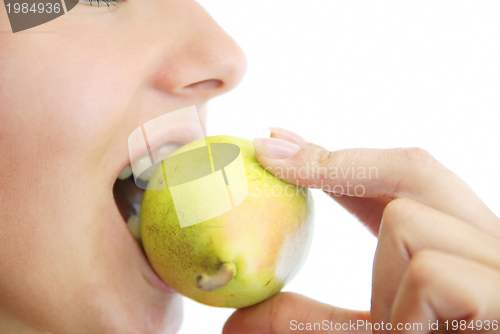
top-left (224, 128), bottom-right (500, 334)
top-left (1, 1), bottom-right (498, 333)
top-left (0, 0), bottom-right (246, 333)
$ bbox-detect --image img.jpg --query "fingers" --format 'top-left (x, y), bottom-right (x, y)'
top-left (269, 127), bottom-right (305, 146)
top-left (328, 195), bottom-right (391, 236)
top-left (254, 127), bottom-right (500, 236)
top-left (391, 250), bottom-right (500, 334)
top-left (371, 198), bottom-right (500, 332)
top-left (223, 292), bottom-right (370, 334)
top-left (259, 128), bottom-right (445, 199)
top-left (269, 127), bottom-right (324, 150)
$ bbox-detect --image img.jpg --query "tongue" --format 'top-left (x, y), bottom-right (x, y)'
top-left (113, 177), bottom-right (145, 223)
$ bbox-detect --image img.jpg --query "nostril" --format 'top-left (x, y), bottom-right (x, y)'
top-left (184, 79), bottom-right (223, 91)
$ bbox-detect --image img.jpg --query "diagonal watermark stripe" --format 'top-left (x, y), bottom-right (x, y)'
top-left (4, 0), bottom-right (78, 33)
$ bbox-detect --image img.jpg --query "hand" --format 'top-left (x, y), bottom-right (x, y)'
top-left (223, 127), bottom-right (500, 334)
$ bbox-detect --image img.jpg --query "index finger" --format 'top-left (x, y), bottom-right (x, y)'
top-left (253, 128), bottom-right (500, 235)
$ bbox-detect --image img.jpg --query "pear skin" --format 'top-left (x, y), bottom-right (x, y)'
top-left (140, 136), bottom-right (314, 308)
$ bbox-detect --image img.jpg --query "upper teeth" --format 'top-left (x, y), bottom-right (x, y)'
top-left (131, 156), bottom-right (155, 181)
top-left (117, 165), bottom-right (133, 180)
top-left (128, 144), bottom-right (183, 182)
top-left (156, 143), bottom-right (183, 159)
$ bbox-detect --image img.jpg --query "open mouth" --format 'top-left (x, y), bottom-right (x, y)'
top-left (109, 105), bottom-right (207, 293)
top-left (113, 169), bottom-right (144, 241)
top-left (111, 144), bottom-right (184, 294)
top-left (112, 143), bottom-right (183, 242)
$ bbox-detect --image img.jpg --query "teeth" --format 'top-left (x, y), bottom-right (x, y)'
top-left (117, 165), bottom-right (133, 180)
top-left (131, 144), bottom-right (182, 182)
top-left (131, 156), bottom-right (154, 181)
top-left (157, 143), bottom-right (182, 159)
top-left (127, 215), bottom-right (141, 240)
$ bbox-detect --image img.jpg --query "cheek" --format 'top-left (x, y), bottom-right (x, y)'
top-left (0, 28), bottom-right (152, 219)
top-left (0, 19), bottom-right (149, 148)
top-left (0, 23), bottom-right (142, 327)
top-left (0, 11), bottom-right (186, 331)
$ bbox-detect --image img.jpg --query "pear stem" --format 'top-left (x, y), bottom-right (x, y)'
top-left (197, 262), bottom-right (237, 291)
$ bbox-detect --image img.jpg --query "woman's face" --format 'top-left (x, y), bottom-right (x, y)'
top-left (0, 0), bottom-right (246, 332)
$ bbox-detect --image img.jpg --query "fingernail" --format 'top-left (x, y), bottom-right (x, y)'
top-left (269, 127), bottom-right (305, 145)
top-left (253, 137), bottom-right (301, 159)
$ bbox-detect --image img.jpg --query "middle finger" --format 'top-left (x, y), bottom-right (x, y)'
top-left (371, 198), bottom-right (500, 334)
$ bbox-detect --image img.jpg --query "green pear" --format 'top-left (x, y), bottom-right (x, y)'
top-left (140, 135), bottom-right (314, 308)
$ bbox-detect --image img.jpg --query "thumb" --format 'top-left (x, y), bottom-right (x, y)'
top-left (253, 128), bottom-right (500, 236)
top-left (223, 292), bottom-right (370, 334)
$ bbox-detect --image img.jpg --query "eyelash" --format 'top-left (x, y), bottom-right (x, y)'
top-left (83, 0), bottom-right (123, 8)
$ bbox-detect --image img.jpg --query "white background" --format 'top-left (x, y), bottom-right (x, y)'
top-left (180, 1), bottom-right (500, 333)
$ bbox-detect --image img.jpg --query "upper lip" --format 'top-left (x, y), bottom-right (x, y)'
top-left (114, 105), bottom-right (207, 181)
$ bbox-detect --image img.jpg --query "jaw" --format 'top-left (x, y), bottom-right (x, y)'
top-left (10, 105), bottom-right (207, 333)
top-left (93, 106), bottom-right (209, 332)
top-left (73, 181), bottom-right (184, 333)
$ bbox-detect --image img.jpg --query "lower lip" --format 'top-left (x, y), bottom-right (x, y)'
top-left (144, 265), bottom-right (177, 294)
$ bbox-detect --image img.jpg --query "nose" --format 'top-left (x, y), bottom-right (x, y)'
top-left (150, 1), bottom-right (247, 101)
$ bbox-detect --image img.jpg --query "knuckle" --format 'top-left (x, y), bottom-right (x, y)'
top-left (406, 250), bottom-right (441, 290)
top-left (314, 148), bottom-right (357, 175)
top-left (379, 198), bottom-right (416, 251)
top-left (316, 149), bottom-right (341, 167)
top-left (393, 147), bottom-right (437, 168)
top-left (381, 198), bottom-right (415, 230)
